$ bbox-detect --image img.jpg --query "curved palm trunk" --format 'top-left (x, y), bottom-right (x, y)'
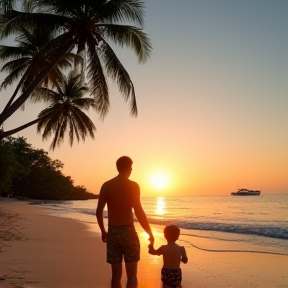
top-left (2, 71), bottom-right (27, 113)
top-left (0, 118), bottom-right (40, 140)
top-left (0, 39), bottom-right (74, 126)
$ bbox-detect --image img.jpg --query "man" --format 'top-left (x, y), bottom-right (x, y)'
top-left (96, 156), bottom-right (154, 288)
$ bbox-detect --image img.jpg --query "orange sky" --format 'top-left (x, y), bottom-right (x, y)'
top-left (1, 1), bottom-right (287, 197)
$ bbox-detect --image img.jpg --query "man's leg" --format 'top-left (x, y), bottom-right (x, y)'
top-left (111, 263), bottom-right (122, 288)
top-left (125, 261), bottom-right (138, 288)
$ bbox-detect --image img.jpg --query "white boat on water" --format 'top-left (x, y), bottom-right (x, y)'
top-left (231, 188), bottom-right (261, 196)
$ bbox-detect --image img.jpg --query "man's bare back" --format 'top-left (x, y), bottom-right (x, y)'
top-left (100, 175), bottom-right (140, 226)
top-left (96, 156), bottom-right (154, 288)
top-left (96, 156), bottom-right (153, 241)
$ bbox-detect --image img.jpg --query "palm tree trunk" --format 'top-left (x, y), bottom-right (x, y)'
top-left (0, 118), bottom-right (40, 140)
top-left (0, 39), bottom-right (74, 126)
top-left (2, 72), bottom-right (26, 113)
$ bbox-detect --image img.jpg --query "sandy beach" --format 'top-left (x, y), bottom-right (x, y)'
top-left (0, 198), bottom-right (287, 288)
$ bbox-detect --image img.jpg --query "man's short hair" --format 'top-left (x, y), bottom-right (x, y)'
top-left (116, 156), bottom-right (133, 172)
top-left (164, 225), bottom-right (180, 242)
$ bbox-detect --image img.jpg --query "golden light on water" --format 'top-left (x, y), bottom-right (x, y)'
top-left (155, 197), bottom-right (166, 216)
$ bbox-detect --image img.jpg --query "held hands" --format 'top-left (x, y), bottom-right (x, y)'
top-left (148, 231), bottom-right (154, 255)
top-left (148, 243), bottom-right (154, 253)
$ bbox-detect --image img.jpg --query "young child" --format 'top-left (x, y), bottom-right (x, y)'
top-left (148, 225), bottom-right (188, 288)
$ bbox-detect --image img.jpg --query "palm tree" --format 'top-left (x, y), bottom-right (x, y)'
top-left (1, 70), bottom-right (97, 149)
top-left (36, 70), bottom-right (96, 150)
top-left (0, 0), bottom-right (152, 140)
top-left (0, 25), bottom-right (78, 112)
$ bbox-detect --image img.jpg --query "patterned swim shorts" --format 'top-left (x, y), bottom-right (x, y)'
top-left (107, 226), bottom-right (140, 264)
top-left (161, 267), bottom-right (182, 287)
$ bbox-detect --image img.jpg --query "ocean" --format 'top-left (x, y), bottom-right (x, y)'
top-left (31, 194), bottom-right (288, 256)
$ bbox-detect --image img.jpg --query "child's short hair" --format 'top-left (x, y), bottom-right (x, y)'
top-left (164, 225), bottom-right (180, 242)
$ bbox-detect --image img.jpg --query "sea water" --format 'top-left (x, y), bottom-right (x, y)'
top-left (31, 194), bottom-right (288, 256)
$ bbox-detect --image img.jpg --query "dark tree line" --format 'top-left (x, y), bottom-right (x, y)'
top-left (0, 136), bottom-right (98, 200)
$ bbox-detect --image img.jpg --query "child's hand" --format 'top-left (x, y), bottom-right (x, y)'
top-left (148, 244), bottom-right (154, 253)
top-left (148, 244), bottom-right (161, 256)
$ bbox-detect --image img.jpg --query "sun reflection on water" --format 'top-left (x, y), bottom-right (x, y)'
top-left (155, 197), bottom-right (166, 216)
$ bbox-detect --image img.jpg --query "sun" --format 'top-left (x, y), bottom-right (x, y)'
top-left (150, 173), bottom-right (169, 190)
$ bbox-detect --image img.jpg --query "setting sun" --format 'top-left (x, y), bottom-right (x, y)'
top-left (150, 173), bottom-right (169, 190)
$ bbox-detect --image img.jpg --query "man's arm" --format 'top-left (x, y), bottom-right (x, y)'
top-left (132, 184), bottom-right (154, 244)
top-left (96, 185), bottom-right (107, 243)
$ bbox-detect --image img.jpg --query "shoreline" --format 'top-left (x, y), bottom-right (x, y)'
top-left (1, 198), bottom-right (288, 288)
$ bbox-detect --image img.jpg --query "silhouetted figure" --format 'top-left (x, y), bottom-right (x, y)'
top-left (96, 156), bottom-right (154, 288)
top-left (148, 225), bottom-right (188, 288)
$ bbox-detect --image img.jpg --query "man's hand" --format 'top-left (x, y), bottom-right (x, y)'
top-left (101, 231), bottom-right (107, 243)
top-left (148, 233), bottom-right (154, 245)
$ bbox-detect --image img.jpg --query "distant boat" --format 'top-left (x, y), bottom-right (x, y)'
top-left (231, 188), bottom-right (261, 196)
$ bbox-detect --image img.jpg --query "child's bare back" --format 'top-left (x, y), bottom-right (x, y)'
top-left (153, 242), bottom-right (188, 269)
top-left (148, 225), bottom-right (188, 287)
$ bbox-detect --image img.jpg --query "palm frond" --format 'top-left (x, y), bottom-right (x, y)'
top-left (0, 60), bottom-right (30, 89)
top-left (31, 87), bottom-right (62, 103)
top-left (73, 98), bottom-right (95, 111)
top-left (58, 116), bottom-right (68, 145)
top-left (86, 38), bottom-right (109, 119)
top-left (70, 106), bottom-right (96, 139)
top-left (0, 10), bottom-right (68, 40)
top-left (69, 108), bottom-right (88, 140)
top-left (100, 40), bottom-right (137, 116)
top-left (0, 45), bottom-right (31, 60)
top-left (68, 116), bottom-right (75, 146)
top-left (70, 115), bottom-right (81, 145)
top-left (96, 0), bottom-right (146, 27)
top-left (100, 24), bottom-right (152, 63)
top-left (37, 104), bottom-right (63, 138)
top-left (50, 122), bottom-right (62, 150)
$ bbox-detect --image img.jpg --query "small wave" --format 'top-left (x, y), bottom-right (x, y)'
top-left (33, 200), bottom-right (288, 241)
top-left (146, 218), bottom-right (288, 241)
top-left (186, 242), bottom-right (288, 256)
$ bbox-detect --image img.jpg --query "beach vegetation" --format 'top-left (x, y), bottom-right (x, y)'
top-left (29, 69), bottom-right (96, 150)
top-left (0, 0), bottom-right (152, 145)
top-left (35, 70), bottom-right (96, 150)
top-left (0, 136), bottom-right (98, 200)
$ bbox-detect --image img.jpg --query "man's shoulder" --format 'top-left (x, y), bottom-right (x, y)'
top-left (102, 176), bottom-right (119, 185)
top-left (102, 177), bottom-right (139, 189)
top-left (100, 178), bottom-right (115, 192)
top-left (127, 178), bottom-right (139, 186)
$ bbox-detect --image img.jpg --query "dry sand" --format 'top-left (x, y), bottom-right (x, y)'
top-left (0, 198), bottom-right (287, 288)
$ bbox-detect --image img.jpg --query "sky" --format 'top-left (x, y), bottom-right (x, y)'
top-left (1, 0), bottom-right (287, 197)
